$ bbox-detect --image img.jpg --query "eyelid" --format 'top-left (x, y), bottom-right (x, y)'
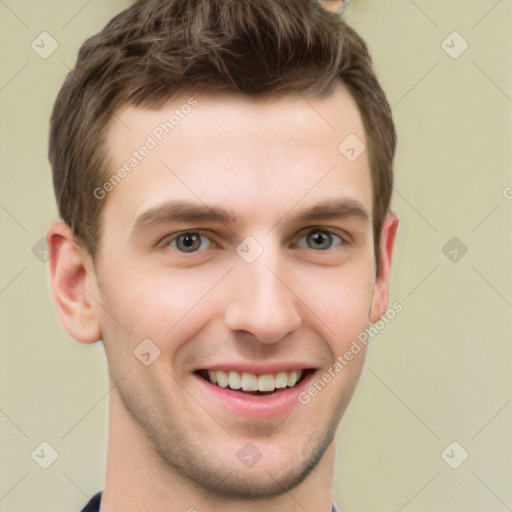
top-left (292, 226), bottom-right (351, 247)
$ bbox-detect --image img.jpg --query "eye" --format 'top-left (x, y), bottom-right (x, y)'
top-left (166, 232), bottom-right (213, 253)
top-left (296, 229), bottom-right (343, 250)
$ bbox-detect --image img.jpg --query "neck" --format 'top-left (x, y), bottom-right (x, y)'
top-left (101, 388), bottom-right (336, 512)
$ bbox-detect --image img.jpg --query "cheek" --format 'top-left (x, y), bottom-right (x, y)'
top-left (300, 264), bottom-right (375, 349)
top-left (98, 262), bottom-right (226, 343)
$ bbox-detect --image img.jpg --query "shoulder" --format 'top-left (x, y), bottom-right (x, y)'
top-left (79, 491), bottom-right (102, 512)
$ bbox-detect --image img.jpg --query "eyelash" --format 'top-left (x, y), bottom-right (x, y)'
top-left (162, 228), bottom-right (349, 254)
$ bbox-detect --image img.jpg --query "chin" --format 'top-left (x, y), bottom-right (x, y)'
top-left (151, 418), bottom-right (337, 501)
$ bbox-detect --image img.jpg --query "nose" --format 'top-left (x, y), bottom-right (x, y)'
top-left (224, 251), bottom-right (303, 344)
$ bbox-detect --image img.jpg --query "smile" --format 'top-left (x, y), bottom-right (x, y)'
top-left (192, 363), bottom-right (318, 418)
top-left (196, 369), bottom-right (312, 395)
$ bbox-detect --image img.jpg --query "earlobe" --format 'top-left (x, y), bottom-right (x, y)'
top-left (369, 212), bottom-right (399, 323)
top-left (47, 222), bottom-right (102, 344)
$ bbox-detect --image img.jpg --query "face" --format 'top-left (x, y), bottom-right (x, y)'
top-left (87, 86), bottom-right (392, 498)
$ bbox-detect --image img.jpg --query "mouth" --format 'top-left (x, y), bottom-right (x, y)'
top-left (195, 368), bottom-right (314, 396)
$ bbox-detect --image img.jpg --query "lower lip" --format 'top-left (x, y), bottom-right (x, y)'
top-left (194, 371), bottom-right (316, 419)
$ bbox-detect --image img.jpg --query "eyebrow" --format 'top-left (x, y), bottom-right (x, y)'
top-left (131, 201), bottom-right (238, 237)
top-left (287, 198), bottom-right (370, 225)
top-left (130, 197), bottom-right (370, 236)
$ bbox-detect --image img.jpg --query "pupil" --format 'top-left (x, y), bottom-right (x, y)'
top-left (309, 231), bottom-right (331, 249)
top-left (178, 233), bottom-right (200, 252)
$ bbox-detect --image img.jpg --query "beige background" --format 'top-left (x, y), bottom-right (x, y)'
top-left (1, 1), bottom-right (511, 511)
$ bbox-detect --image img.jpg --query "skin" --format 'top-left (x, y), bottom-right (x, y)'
top-left (48, 84), bottom-right (398, 512)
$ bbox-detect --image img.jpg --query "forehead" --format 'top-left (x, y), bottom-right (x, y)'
top-left (102, 85), bottom-right (371, 231)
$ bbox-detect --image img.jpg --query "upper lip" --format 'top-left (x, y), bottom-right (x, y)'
top-left (195, 362), bottom-right (318, 374)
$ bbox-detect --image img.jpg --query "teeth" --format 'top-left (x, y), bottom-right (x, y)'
top-left (287, 371), bottom-right (298, 387)
top-left (258, 374), bottom-right (275, 392)
top-left (275, 371), bottom-right (288, 389)
top-left (216, 371), bottom-right (228, 388)
top-left (204, 369), bottom-right (304, 393)
top-left (228, 371), bottom-right (242, 390)
top-left (241, 372), bottom-right (258, 391)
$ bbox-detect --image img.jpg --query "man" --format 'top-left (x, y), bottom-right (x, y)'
top-left (47, 0), bottom-right (399, 510)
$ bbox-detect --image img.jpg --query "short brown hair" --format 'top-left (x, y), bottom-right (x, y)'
top-left (49, 0), bottom-right (395, 265)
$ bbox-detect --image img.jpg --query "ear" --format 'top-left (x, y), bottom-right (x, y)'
top-left (369, 212), bottom-right (399, 323)
top-left (47, 221), bottom-right (102, 344)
